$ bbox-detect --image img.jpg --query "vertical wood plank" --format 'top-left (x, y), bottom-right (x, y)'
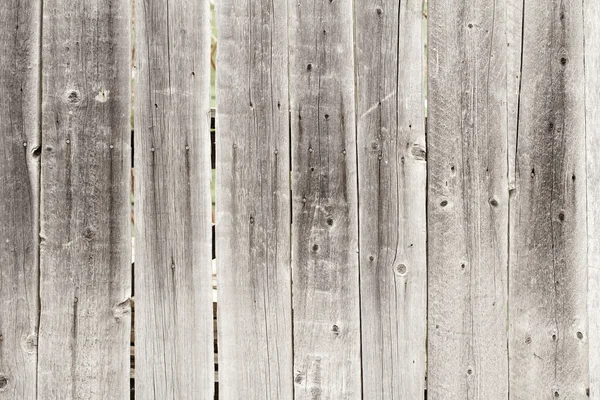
top-left (585, 0), bottom-right (600, 397)
top-left (506, 0), bottom-right (523, 188)
top-left (37, 1), bottom-right (132, 398)
top-left (134, 0), bottom-right (214, 398)
top-left (0, 1), bottom-right (42, 398)
top-left (289, 0), bottom-right (361, 398)
top-left (508, 1), bottom-right (588, 398)
top-left (215, 0), bottom-right (293, 398)
top-left (427, 0), bottom-right (509, 398)
top-left (355, 1), bottom-right (426, 398)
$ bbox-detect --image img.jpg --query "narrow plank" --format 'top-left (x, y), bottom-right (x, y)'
top-left (508, 1), bottom-right (588, 398)
top-left (427, 0), bottom-right (509, 398)
top-left (0, 1), bottom-right (42, 398)
top-left (289, 0), bottom-right (361, 397)
top-left (215, 0), bottom-right (293, 397)
top-left (355, 1), bottom-right (426, 398)
top-left (37, 1), bottom-right (132, 398)
top-left (585, 0), bottom-right (600, 397)
top-left (506, 0), bottom-right (523, 188)
top-left (134, 0), bottom-right (214, 398)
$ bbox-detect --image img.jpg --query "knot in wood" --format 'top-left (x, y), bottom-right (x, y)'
top-left (411, 144), bottom-right (426, 160)
top-left (66, 90), bottom-right (81, 104)
top-left (396, 264), bottom-right (407, 275)
top-left (82, 227), bottom-right (96, 240)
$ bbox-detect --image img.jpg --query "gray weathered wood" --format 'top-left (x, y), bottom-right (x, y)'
top-left (289, 0), bottom-right (361, 398)
top-left (427, 0), bottom-right (509, 398)
top-left (37, 1), bottom-right (132, 398)
top-left (508, 1), bottom-right (588, 398)
top-left (0, 1), bottom-right (42, 398)
top-left (134, 0), bottom-right (214, 398)
top-left (215, 0), bottom-right (293, 398)
top-left (507, 0), bottom-right (523, 188)
top-left (355, 1), bottom-right (426, 398)
top-left (585, 1), bottom-right (600, 398)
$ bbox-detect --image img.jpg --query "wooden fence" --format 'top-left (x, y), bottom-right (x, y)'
top-left (1, 0), bottom-right (598, 399)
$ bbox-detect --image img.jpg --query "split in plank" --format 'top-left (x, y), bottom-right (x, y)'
top-left (0, 1), bottom-right (42, 398)
top-left (355, 0), bottom-right (427, 398)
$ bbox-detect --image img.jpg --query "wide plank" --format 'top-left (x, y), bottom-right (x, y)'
top-left (289, 0), bottom-right (361, 398)
top-left (508, 1), bottom-right (588, 398)
top-left (355, 1), bottom-right (427, 398)
top-left (37, 1), bottom-right (132, 398)
top-left (133, 0), bottom-right (214, 398)
top-left (428, 0), bottom-right (509, 398)
top-left (215, 0), bottom-right (293, 398)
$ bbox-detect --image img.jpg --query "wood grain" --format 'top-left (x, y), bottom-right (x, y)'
top-left (507, 0), bottom-right (524, 188)
top-left (37, 1), bottom-right (132, 398)
top-left (585, 0), bottom-right (600, 397)
top-left (215, 0), bottom-right (293, 398)
top-left (427, 0), bottom-right (509, 398)
top-left (355, 1), bottom-right (426, 398)
top-left (134, 0), bottom-right (214, 398)
top-left (508, 1), bottom-right (588, 398)
top-left (0, 1), bottom-right (42, 398)
top-left (289, 0), bottom-right (361, 398)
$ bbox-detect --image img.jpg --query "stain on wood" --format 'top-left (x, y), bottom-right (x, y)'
top-left (509, 1), bottom-right (588, 398)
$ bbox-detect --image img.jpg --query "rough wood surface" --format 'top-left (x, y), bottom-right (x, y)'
top-left (215, 0), bottom-right (293, 398)
top-left (508, 1), bottom-right (588, 398)
top-left (506, 0), bottom-right (523, 188)
top-left (427, 0), bottom-right (509, 398)
top-left (289, 0), bottom-right (361, 398)
top-left (0, 1), bottom-right (42, 398)
top-left (355, 1), bottom-right (426, 398)
top-left (37, 1), bottom-right (132, 399)
top-left (585, 1), bottom-right (600, 397)
top-left (134, 0), bottom-right (214, 398)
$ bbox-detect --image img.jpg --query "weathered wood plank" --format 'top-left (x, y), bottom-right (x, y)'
top-left (355, 1), bottom-right (426, 398)
top-left (507, 0), bottom-right (523, 188)
top-left (37, 1), bottom-right (132, 398)
top-left (215, 0), bottom-right (293, 398)
top-left (508, 1), bottom-right (588, 398)
top-left (134, 0), bottom-right (214, 398)
top-left (289, 0), bottom-right (361, 398)
top-left (427, 0), bottom-right (509, 398)
top-left (585, 1), bottom-right (600, 397)
top-left (0, 1), bottom-right (42, 398)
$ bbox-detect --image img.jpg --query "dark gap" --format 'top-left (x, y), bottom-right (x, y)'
top-left (35, 0), bottom-right (44, 396)
top-left (211, 114), bottom-right (216, 260)
top-left (211, 2), bottom-right (218, 397)
top-left (423, 1), bottom-right (429, 397)
top-left (211, 110), bottom-right (218, 400)
top-left (130, 0), bottom-right (136, 396)
top-left (351, 0), bottom-right (364, 396)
